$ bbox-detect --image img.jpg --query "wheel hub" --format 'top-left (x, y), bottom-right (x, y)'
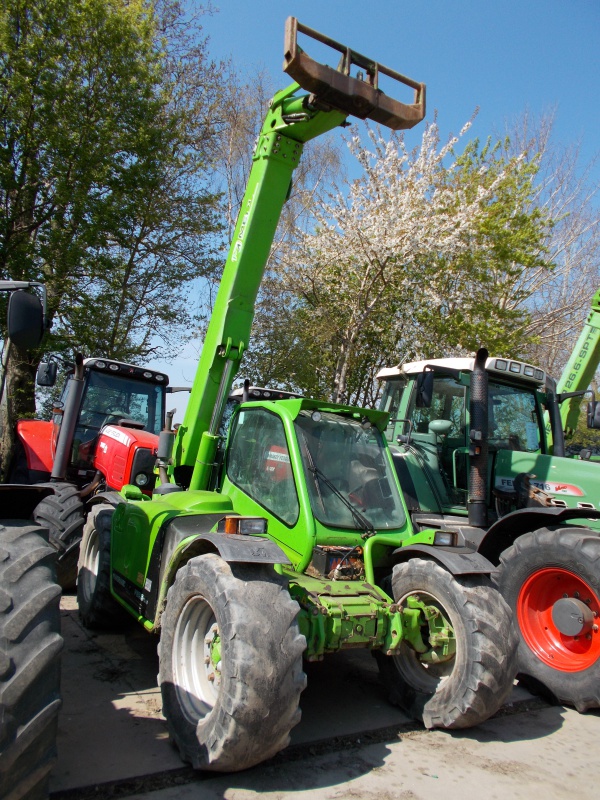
top-left (551, 597), bottom-right (595, 636)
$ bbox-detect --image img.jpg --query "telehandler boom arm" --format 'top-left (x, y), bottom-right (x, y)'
top-left (170, 18), bottom-right (425, 491)
top-left (557, 287), bottom-right (600, 437)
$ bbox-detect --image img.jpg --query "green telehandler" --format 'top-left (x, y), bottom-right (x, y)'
top-left (76, 19), bottom-right (517, 773)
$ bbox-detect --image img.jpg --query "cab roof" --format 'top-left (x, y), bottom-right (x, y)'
top-left (377, 356), bottom-right (546, 387)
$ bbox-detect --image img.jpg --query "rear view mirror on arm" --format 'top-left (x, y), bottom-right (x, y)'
top-left (37, 361), bottom-right (57, 387)
top-left (587, 400), bottom-right (600, 430)
top-left (6, 290), bottom-right (44, 350)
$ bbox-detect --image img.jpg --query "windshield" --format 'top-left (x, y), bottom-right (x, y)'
top-left (488, 380), bottom-right (542, 452)
top-left (294, 410), bottom-right (406, 530)
top-left (78, 370), bottom-right (164, 435)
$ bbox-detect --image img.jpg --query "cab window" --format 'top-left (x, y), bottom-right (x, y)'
top-left (226, 408), bottom-right (299, 526)
top-left (408, 375), bottom-right (466, 444)
top-left (488, 381), bottom-right (541, 452)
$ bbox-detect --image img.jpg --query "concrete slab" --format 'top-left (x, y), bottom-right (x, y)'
top-left (126, 703), bottom-right (600, 800)
top-left (50, 592), bottom-right (534, 796)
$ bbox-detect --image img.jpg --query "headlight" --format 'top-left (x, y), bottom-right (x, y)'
top-left (434, 530), bottom-right (457, 546)
top-left (135, 473), bottom-right (149, 487)
top-left (217, 516), bottom-right (268, 535)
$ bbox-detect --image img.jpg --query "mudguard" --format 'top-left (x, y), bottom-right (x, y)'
top-left (478, 505), bottom-right (600, 564)
top-left (181, 531), bottom-right (291, 565)
top-left (125, 513), bottom-right (292, 627)
top-left (88, 491), bottom-right (125, 509)
top-left (15, 420), bottom-right (54, 475)
top-left (392, 543), bottom-right (495, 575)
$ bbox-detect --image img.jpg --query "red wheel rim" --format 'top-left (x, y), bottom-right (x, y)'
top-left (517, 567), bottom-right (600, 672)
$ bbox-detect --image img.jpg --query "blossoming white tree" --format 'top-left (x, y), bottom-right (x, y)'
top-left (247, 120), bottom-right (551, 404)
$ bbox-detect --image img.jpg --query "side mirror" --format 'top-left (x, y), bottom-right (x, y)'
top-left (6, 291), bottom-right (44, 350)
top-left (415, 370), bottom-right (434, 408)
top-left (587, 400), bottom-right (600, 430)
top-left (37, 362), bottom-right (58, 387)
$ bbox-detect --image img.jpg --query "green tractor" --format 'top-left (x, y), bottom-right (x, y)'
top-left (378, 341), bottom-right (600, 713)
top-left (76, 19), bottom-right (517, 772)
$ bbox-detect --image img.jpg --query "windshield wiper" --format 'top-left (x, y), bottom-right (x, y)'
top-left (307, 463), bottom-right (375, 537)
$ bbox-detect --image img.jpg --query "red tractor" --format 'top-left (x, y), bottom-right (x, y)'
top-left (12, 353), bottom-right (171, 587)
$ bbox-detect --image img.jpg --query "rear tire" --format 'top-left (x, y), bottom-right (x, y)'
top-left (34, 483), bottom-right (84, 590)
top-left (376, 558), bottom-right (518, 729)
top-left (158, 554), bottom-right (306, 772)
top-left (495, 528), bottom-right (600, 712)
top-left (77, 504), bottom-right (124, 629)
top-left (0, 522), bottom-right (63, 800)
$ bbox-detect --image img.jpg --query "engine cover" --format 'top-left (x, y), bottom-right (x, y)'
top-left (94, 425), bottom-right (158, 493)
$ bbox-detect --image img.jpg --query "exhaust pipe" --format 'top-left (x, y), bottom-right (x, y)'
top-left (468, 348), bottom-right (489, 528)
top-left (51, 353), bottom-right (85, 481)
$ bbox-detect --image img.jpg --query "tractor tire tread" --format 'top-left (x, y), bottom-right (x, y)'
top-left (158, 554), bottom-right (306, 772)
top-left (0, 522), bottom-right (63, 800)
top-left (34, 483), bottom-right (84, 590)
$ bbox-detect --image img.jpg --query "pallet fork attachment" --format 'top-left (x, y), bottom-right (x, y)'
top-left (283, 17), bottom-right (426, 130)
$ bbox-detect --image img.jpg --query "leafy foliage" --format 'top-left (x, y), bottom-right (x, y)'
top-left (245, 121), bottom-right (553, 405)
top-left (0, 0), bottom-right (227, 472)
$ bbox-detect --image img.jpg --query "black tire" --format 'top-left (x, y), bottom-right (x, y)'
top-left (495, 527), bottom-right (600, 712)
top-left (34, 483), bottom-right (84, 591)
top-left (158, 553), bottom-right (306, 772)
top-left (77, 504), bottom-right (124, 629)
top-left (0, 522), bottom-right (63, 800)
top-left (375, 558), bottom-right (518, 729)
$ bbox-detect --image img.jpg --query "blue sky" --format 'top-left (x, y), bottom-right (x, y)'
top-left (150, 0), bottom-right (600, 420)
top-left (204, 0), bottom-right (600, 165)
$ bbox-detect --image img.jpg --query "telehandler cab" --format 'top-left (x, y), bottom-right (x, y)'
top-left (77, 19), bottom-right (517, 773)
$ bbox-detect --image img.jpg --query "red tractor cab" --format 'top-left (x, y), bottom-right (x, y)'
top-left (13, 356), bottom-right (169, 587)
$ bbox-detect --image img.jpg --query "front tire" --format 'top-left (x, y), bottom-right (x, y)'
top-left (495, 527), bottom-right (600, 712)
top-left (77, 504), bottom-right (124, 629)
top-left (34, 483), bottom-right (84, 590)
top-left (158, 554), bottom-right (306, 772)
top-left (376, 558), bottom-right (517, 729)
top-left (0, 522), bottom-right (63, 800)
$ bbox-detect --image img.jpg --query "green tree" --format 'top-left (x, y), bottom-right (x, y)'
top-left (412, 136), bottom-right (551, 357)
top-left (0, 0), bottom-right (226, 474)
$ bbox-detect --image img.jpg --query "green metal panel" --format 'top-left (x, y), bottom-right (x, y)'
top-left (110, 490), bottom-right (234, 602)
top-left (557, 289), bottom-right (600, 436)
top-left (494, 448), bottom-right (600, 527)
